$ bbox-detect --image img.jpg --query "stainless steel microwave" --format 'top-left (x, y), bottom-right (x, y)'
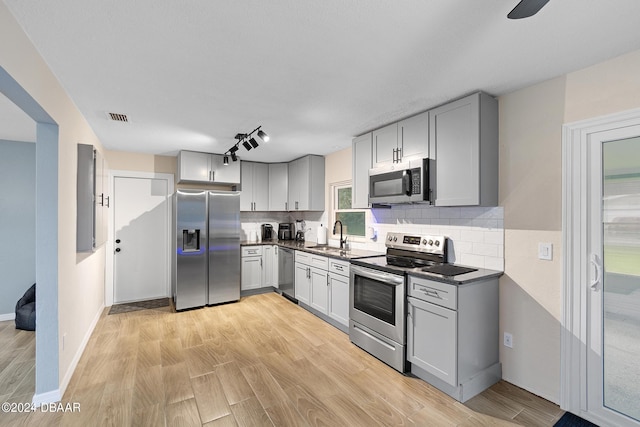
top-left (369, 158), bottom-right (432, 204)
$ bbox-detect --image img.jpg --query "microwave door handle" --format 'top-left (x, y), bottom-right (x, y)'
top-left (402, 170), bottom-right (412, 196)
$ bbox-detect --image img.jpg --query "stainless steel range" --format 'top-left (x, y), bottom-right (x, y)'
top-left (349, 232), bottom-right (477, 372)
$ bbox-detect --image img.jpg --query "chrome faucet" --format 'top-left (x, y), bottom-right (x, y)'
top-left (333, 220), bottom-right (346, 249)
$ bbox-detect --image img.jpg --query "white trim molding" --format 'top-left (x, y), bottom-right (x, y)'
top-left (562, 107), bottom-right (640, 426)
top-left (0, 313), bottom-right (16, 321)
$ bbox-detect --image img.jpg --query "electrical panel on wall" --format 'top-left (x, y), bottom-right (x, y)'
top-left (77, 144), bottom-right (109, 252)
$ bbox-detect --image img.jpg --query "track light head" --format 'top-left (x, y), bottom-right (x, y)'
top-left (257, 130), bottom-right (270, 142)
top-left (249, 138), bottom-right (259, 148)
top-left (242, 140), bottom-right (252, 151)
top-left (223, 155), bottom-right (229, 166)
top-left (231, 152), bottom-right (238, 162)
top-left (229, 145), bottom-right (239, 154)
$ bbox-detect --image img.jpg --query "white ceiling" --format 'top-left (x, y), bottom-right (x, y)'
top-left (3, 1), bottom-right (640, 162)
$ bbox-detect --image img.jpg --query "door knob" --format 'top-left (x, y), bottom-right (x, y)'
top-left (115, 248), bottom-right (121, 253)
top-left (116, 239), bottom-right (121, 244)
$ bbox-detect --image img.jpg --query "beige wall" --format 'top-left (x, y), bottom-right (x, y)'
top-left (498, 77), bottom-right (566, 401)
top-left (499, 49), bottom-right (640, 403)
top-left (106, 150), bottom-right (176, 175)
top-left (1, 3), bottom-right (107, 395)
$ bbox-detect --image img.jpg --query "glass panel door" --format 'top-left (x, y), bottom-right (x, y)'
top-left (601, 136), bottom-right (640, 422)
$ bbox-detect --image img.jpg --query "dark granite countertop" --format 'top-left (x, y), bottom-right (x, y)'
top-left (241, 239), bottom-right (384, 260)
top-left (350, 255), bottom-right (503, 285)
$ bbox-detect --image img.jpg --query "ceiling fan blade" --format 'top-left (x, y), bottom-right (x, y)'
top-left (507, 0), bottom-right (550, 19)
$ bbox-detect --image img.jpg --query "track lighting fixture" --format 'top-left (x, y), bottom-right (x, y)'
top-left (257, 130), bottom-right (270, 142)
top-left (223, 156), bottom-right (229, 165)
top-left (222, 125), bottom-right (270, 162)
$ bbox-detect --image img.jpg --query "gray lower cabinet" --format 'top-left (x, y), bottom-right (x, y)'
top-left (240, 161), bottom-right (269, 211)
top-left (262, 245), bottom-right (278, 288)
top-left (429, 92), bottom-right (498, 206)
top-left (327, 259), bottom-right (350, 327)
top-left (294, 251), bottom-right (349, 331)
top-left (352, 133), bottom-right (372, 209)
top-left (407, 295), bottom-right (458, 386)
top-left (294, 262), bottom-right (311, 305)
top-left (406, 275), bottom-right (500, 402)
top-left (241, 246), bottom-right (262, 290)
top-left (268, 163), bottom-right (288, 211)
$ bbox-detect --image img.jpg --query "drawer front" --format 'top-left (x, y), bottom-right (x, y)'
top-left (242, 246), bottom-right (263, 257)
top-left (295, 251), bottom-right (328, 270)
top-left (328, 259), bottom-right (350, 277)
top-left (408, 276), bottom-right (457, 310)
top-left (309, 254), bottom-right (329, 270)
top-left (295, 250), bottom-right (312, 265)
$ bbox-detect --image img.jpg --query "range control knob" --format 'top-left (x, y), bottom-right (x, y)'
top-left (422, 239), bottom-right (427, 245)
top-left (428, 239), bottom-right (433, 245)
top-left (393, 236), bottom-right (398, 242)
top-left (388, 236), bottom-right (393, 242)
top-left (435, 240), bottom-right (440, 247)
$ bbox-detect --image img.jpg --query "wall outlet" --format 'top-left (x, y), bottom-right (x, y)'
top-left (504, 332), bottom-right (513, 348)
top-left (538, 243), bottom-right (553, 260)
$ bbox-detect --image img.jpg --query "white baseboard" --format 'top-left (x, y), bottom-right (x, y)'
top-left (0, 313), bottom-right (16, 321)
top-left (32, 389), bottom-right (61, 407)
top-left (58, 304), bottom-right (104, 398)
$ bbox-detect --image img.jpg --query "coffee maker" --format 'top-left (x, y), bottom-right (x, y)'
top-left (261, 224), bottom-right (273, 241)
top-left (295, 220), bottom-right (305, 242)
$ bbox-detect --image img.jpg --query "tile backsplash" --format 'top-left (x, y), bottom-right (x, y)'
top-left (241, 205), bottom-right (504, 271)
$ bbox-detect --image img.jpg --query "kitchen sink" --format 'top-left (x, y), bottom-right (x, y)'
top-left (307, 245), bottom-right (343, 252)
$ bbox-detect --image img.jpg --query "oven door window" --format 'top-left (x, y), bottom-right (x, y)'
top-left (353, 274), bottom-right (396, 325)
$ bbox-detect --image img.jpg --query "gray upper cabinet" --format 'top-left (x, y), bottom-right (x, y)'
top-left (429, 92), bottom-right (498, 207)
top-left (373, 112), bottom-right (429, 167)
top-left (268, 163), bottom-right (289, 211)
top-left (372, 123), bottom-right (398, 167)
top-left (398, 111), bottom-right (429, 162)
top-left (240, 161), bottom-right (269, 211)
top-left (288, 155), bottom-right (325, 211)
top-left (177, 150), bottom-right (240, 184)
top-left (352, 133), bottom-right (372, 209)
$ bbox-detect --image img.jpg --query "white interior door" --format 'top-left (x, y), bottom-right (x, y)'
top-left (113, 176), bottom-right (169, 303)
top-left (587, 127), bottom-right (640, 426)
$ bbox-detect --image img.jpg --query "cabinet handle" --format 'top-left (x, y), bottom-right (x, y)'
top-left (422, 289), bottom-right (440, 298)
top-left (397, 147), bottom-right (402, 162)
top-left (260, 258), bottom-right (263, 268)
top-left (104, 196), bottom-right (110, 208)
top-left (335, 265), bottom-right (343, 271)
top-left (285, 202), bottom-right (288, 211)
top-left (392, 148), bottom-right (396, 163)
top-left (295, 201), bottom-right (299, 210)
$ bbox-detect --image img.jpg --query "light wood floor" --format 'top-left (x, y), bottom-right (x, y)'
top-left (0, 319), bottom-right (35, 408)
top-left (1, 292), bottom-right (564, 426)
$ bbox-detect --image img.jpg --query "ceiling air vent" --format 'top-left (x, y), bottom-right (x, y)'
top-left (107, 112), bottom-right (128, 122)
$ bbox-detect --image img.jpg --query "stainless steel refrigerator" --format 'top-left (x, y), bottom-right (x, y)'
top-left (174, 190), bottom-right (241, 310)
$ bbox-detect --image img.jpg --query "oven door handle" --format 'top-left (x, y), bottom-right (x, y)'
top-left (351, 265), bottom-right (404, 285)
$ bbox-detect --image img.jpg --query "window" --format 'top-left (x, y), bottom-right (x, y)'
top-left (332, 182), bottom-right (366, 237)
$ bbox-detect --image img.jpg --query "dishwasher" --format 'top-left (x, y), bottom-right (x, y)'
top-left (278, 247), bottom-right (295, 301)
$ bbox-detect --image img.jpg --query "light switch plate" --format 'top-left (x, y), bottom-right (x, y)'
top-left (538, 243), bottom-right (553, 260)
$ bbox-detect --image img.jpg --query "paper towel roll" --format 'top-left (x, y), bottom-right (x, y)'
top-left (317, 224), bottom-right (327, 245)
